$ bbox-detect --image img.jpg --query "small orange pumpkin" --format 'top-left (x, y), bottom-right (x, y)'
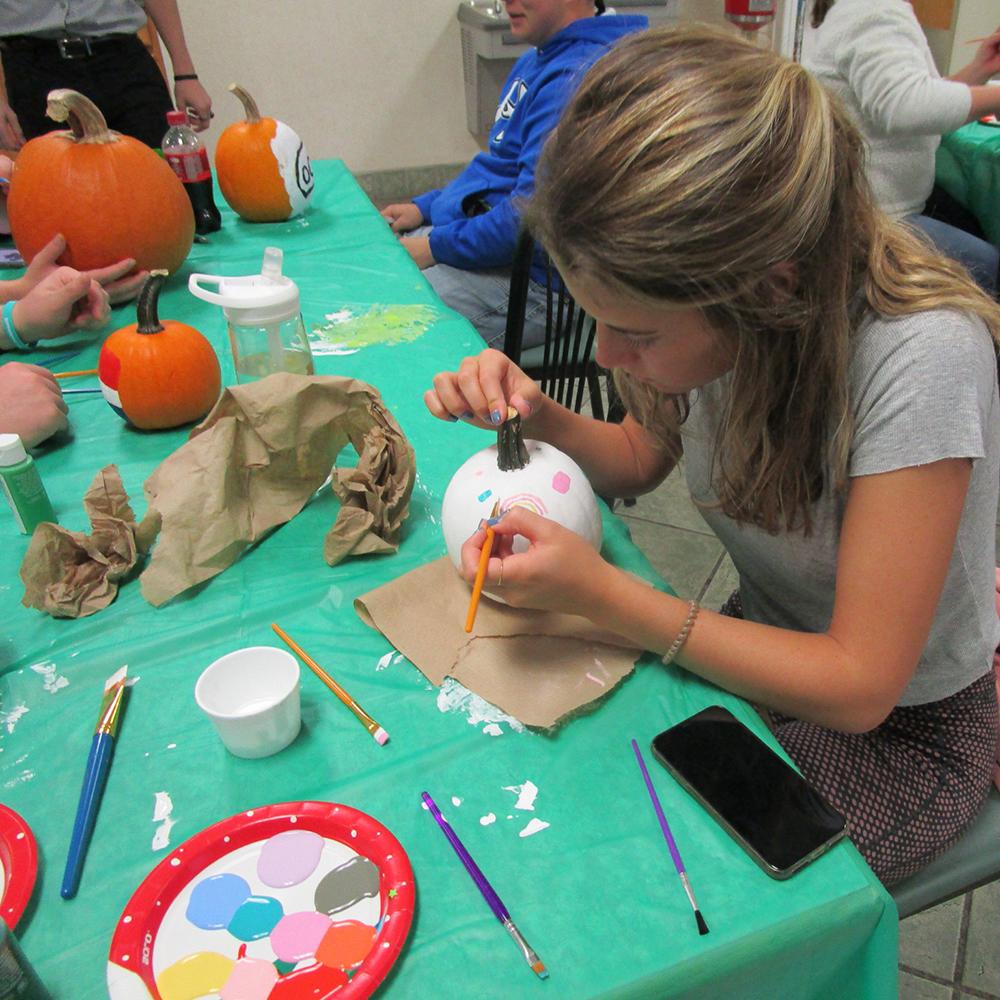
top-left (99, 271), bottom-right (221, 430)
top-left (215, 84), bottom-right (314, 223)
top-left (7, 89), bottom-right (194, 274)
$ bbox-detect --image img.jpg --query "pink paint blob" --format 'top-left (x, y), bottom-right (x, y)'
top-left (269, 910), bottom-right (333, 964)
top-left (552, 471), bottom-right (571, 494)
top-left (256, 830), bottom-right (324, 888)
top-left (220, 954), bottom-right (278, 1000)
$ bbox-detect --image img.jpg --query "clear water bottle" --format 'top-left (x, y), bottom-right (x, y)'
top-left (188, 246), bottom-right (314, 383)
top-left (0, 920), bottom-right (51, 1000)
top-left (162, 110), bottom-right (222, 235)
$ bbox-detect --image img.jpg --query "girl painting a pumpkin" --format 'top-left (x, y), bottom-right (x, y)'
top-left (424, 25), bottom-right (1000, 884)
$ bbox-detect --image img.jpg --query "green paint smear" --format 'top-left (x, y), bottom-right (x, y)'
top-left (310, 304), bottom-right (438, 353)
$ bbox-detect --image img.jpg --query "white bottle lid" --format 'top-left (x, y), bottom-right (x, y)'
top-left (0, 433), bottom-right (27, 467)
top-left (187, 246), bottom-right (301, 326)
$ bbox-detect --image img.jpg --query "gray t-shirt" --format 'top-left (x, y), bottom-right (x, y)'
top-left (0, 1), bottom-right (147, 39)
top-left (683, 308), bottom-right (1000, 706)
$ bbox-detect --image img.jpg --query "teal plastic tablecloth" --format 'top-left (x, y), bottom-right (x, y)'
top-left (936, 122), bottom-right (1000, 245)
top-left (0, 160), bottom-right (897, 998)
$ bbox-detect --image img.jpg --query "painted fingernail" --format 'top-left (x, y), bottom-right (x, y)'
top-left (445, 413), bottom-right (458, 422)
top-left (461, 410), bottom-right (475, 420)
top-left (490, 409), bottom-right (502, 425)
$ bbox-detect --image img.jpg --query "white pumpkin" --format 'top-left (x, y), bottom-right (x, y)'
top-left (441, 439), bottom-right (603, 597)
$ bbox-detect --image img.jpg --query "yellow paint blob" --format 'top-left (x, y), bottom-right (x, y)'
top-left (156, 951), bottom-right (235, 1000)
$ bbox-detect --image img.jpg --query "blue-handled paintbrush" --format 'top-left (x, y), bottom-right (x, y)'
top-left (61, 666), bottom-right (128, 899)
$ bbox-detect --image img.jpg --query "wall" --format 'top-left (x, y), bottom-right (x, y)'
top-left (175, 0), bottom-right (483, 172)
top-left (175, 0), bottom-right (732, 175)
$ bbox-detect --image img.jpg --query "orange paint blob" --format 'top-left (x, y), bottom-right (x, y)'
top-left (314, 920), bottom-right (377, 970)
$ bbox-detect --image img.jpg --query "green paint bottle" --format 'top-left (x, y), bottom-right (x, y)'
top-left (0, 434), bottom-right (56, 535)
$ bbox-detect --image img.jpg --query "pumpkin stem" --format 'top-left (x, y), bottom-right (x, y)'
top-left (45, 89), bottom-right (118, 144)
top-left (497, 406), bottom-right (529, 472)
top-left (228, 84), bottom-right (262, 124)
top-left (136, 270), bottom-right (170, 335)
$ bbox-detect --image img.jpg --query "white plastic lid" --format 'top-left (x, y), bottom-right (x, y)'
top-left (188, 247), bottom-right (301, 326)
top-left (0, 433), bottom-right (27, 467)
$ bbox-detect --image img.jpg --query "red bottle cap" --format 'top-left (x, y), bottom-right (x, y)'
top-left (165, 110), bottom-right (187, 126)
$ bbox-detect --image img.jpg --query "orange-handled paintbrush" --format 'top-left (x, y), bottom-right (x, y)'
top-left (465, 500), bottom-right (501, 633)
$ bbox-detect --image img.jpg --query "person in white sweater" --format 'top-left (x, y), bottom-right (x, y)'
top-left (805, 0), bottom-right (1000, 294)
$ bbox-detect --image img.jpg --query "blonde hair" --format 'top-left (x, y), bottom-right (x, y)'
top-left (528, 24), bottom-right (1000, 534)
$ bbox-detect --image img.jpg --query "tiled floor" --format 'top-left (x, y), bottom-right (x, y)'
top-left (614, 466), bottom-right (1000, 1000)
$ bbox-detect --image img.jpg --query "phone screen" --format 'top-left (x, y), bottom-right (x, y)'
top-left (651, 706), bottom-right (846, 877)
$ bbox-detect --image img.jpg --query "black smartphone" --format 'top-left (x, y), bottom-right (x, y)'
top-left (651, 705), bottom-right (847, 879)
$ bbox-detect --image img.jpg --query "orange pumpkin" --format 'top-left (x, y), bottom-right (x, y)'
top-left (7, 90), bottom-right (194, 274)
top-left (214, 84), bottom-right (313, 223)
top-left (99, 270), bottom-right (221, 430)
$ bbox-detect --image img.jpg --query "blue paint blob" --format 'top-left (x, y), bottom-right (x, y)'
top-left (227, 895), bottom-right (284, 941)
top-left (477, 489), bottom-right (492, 502)
top-left (185, 873), bottom-right (251, 930)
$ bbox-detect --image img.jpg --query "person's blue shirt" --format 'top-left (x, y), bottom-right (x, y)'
top-left (412, 14), bottom-right (646, 286)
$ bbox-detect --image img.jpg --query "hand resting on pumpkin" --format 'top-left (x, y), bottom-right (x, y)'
top-left (0, 362), bottom-right (68, 447)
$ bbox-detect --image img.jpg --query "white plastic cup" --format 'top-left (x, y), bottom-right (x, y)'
top-left (195, 646), bottom-right (301, 759)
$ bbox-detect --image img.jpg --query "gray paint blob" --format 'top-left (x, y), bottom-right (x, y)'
top-left (314, 855), bottom-right (381, 915)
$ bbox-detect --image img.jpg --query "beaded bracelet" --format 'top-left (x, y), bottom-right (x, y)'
top-left (1, 299), bottom-right (29, 351)
top-left (662, 599), bottom-right (700, 665)
top-left (173, 73), bottom-right (199, 81)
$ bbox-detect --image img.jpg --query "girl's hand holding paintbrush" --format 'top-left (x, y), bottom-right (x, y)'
top-left (460, 504), bottom-right (613, 618)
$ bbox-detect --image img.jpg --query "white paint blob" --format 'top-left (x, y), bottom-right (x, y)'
top-left (451, 796), bottom-right (462, 807)
top-left (480, 813), bottom-right (497, 826)
top-left (30, 661), bottom-right (69, 694)
top-left (435, 678), bottom-right (525, 735)
top-left (375, 652), bottom-right (394, 672)
top-left (151, 791), bottom-right (175, 851)
top-left (502, 780), bottom-right (539, 811)
top-left (519, 818), bottom-right (550, 838)
top-left (1, 705), bottom-right (28, 734)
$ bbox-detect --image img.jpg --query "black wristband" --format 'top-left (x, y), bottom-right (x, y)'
top-left (173, 73), bottom-right (198, 81)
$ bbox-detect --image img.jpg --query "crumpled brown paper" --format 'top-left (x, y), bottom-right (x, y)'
top-left (20, 465), bottom-right (152, 618)
top-left (355, 557), bottom-right (642, 728)
top-left (20, 374), bottom-right (415, 617)
top-left (139, 373), bottom-right (414, 606)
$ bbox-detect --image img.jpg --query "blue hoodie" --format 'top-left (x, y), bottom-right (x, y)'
top-left (413, 14), bottom-right (646, 286)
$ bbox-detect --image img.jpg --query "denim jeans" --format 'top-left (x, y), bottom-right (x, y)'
top-left (906, 215), bottom-right (999, 297)
top-left (410, 227), bottom-right (550, 352)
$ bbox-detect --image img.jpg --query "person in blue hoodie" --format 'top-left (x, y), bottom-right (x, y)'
top-left (380, 0), bottom-right (646, 351)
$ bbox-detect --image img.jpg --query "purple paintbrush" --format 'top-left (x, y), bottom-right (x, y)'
top-left (420, 791), bottom-right (548, 980)
top-left (631, 739), bottom-right (710, 935)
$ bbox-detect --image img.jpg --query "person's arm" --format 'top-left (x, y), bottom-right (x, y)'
top-left (947, 26), bottom-right (1000, 120)
top-left (0, 61), bottom-right (25, 150)
top-left (0, 363), bottom-right (68, 447)
top-left (427, 64), bottom-right (583, 271)
top-left (143, 0), bottom-right (213, 129)
top-left (837, 7), bottom-right (971, 135)
top-left (425, 348), bottom-right (676, 498)
top-left (477, 456), bottom-right (969, 734)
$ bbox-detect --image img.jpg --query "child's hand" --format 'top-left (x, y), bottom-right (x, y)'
top-left (13, 234), bottom-right (140, 303)
top-left (0, 363), bottom-right (68, 447)
top-left (425, 348), bottom-right (544, 429)
top-left (11, 267), bottom-right (111, 343)
top-left (380, 202), bottom-right (423, 234)
top-left (459, 506), bottom-right (611, 618)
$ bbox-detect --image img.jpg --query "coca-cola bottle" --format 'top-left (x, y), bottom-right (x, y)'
top-left (162, 110), bottom-right (222, 235)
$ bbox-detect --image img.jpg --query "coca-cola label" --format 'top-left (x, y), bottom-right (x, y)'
top-left (164, 148), bottom-right (211, 183)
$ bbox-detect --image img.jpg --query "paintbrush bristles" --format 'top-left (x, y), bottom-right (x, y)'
top-left (496, 406), bottom-right (529, 472)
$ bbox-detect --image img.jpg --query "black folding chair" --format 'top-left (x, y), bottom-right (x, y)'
top-left (501, 229), bottom-right (625, 422)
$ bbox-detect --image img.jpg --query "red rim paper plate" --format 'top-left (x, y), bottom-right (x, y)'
top-left (107, 801), bottom-right (415, 999)
top-left (0, 804), bottom-right (38, 930)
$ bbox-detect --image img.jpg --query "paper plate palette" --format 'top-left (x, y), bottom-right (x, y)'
top-left (107, 801), bottom-right (415, 999)
top-left (0, 804), bottom-right (38, 929)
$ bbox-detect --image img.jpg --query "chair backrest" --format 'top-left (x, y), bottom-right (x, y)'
top-left (501, 229), bottom-right (623, 421)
